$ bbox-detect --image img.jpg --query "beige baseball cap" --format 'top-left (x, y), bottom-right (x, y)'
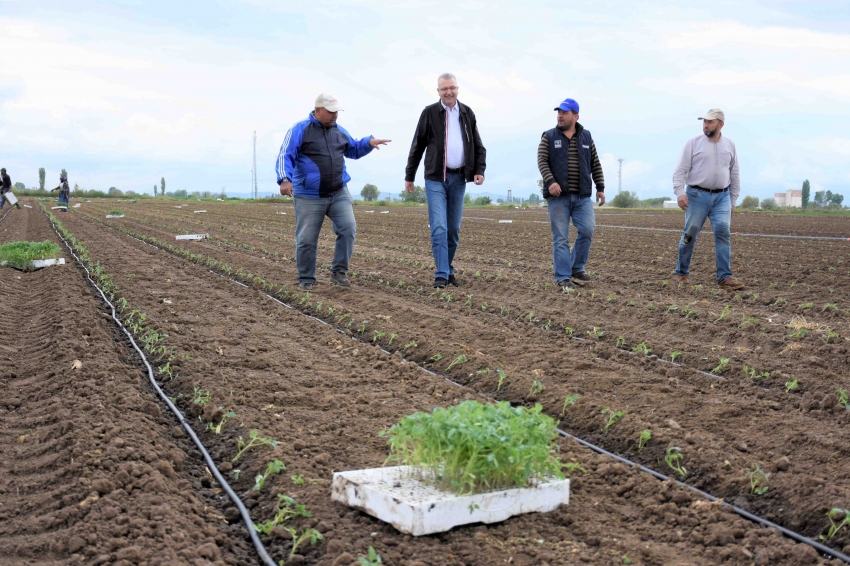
top-left (698, 108), bottom-right (725, 121)
top-left (315, 93), bottom-right (343, 112)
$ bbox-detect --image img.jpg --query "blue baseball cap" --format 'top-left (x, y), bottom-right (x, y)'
top-left (554, 98), bottom-right (579, 113)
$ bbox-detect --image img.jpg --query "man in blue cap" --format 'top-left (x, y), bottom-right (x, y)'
top-left (537, 98), bottom-right (606, 290)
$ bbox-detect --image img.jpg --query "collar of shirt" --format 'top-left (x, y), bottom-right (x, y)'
top-left (440, 100), bottom-right (460, 113)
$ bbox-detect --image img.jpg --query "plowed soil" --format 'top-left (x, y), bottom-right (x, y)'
top-left (2, 198), bottom-right (849, 565)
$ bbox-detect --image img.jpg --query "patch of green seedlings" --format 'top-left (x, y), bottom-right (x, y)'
top-left (742, 365), bottom-right (770, 381)
top-left (446, 354), bottom-right (468, 371)
top-left (428, 353), bottom-right (443, 363)
top-left (632, 342), bottom-right (651, 356)
top-left (587, 327), bottom-right (604, 339)
top-left (820, 508), bottom-right (850, 541)
top-left (560, 394), bottom-right (580, 417)
top-left (791, 327), bottom-right (808, 339)
top-left (253, 459), bottom-right (286, 492)
top-left (739, 315), bottom-right (758, 328)
top-left (711, 358), bottom-right (730, 375)
top-left (193, 386), bottom-right (211, 406)
top-left (564, 326), bottom-right (575, 337)
top-left (107, 209), bottom-right (123, 216)
top-left (637, 429), bottom-right (651, 452)
top-left (823, 328), bottom-right (840, 344)
top-left (682, 306), bottom-right (698, 319)
top-left (233, 429), bottom-right (278, 461)
top-left (669, 351), bottom-right (682, 363)
top-left (665, 446), bottom-right (687, 478)
top-left (785, 379), bottom-right (799, 393)
top-left (823, 303), bottom-right (838, 312)
top-left (207, 409), bottom-right (236, 434)
top-left (496, 368), bottom-right (507, 391)
top-left (291, 474), bottom-right (305, 485)
top-left (372, 330), bottom-right (385, 343)
top-left (747, 464), bottom-right (769, 496)
top-left (0, 240), bottom-right (62, 270)
top-left (254, 494), bottom-right (311, 534)
top-left (838, 389), bottom-right (849, 409)
top-left (799, 302), bottom-right (814, 311)
top-left (616, 336), bottom-right (627, 348)
top-left (529, 380), bottom-right (545, 396)
top-left (358, 547), bottom-right (383, 565)
top-left (601, 408), bottom-right (625, 430)
top-left (381, 400), bottom-right (565, 495)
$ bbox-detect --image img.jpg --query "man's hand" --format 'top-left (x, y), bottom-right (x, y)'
top-left (677, 195), bottom-right (688, 210)
top-left (279, 181), bottom-right (293, 197)
top-left (405, 181), bottom-right (414, 193)
top-left (548, 182), bottom-right (562, 197)
top-left (596, 191), bottom-right (606, 206)
top-left (473, 175), bottom-right (484, 186)
top-left (370, 138), bottom-right (391, 149)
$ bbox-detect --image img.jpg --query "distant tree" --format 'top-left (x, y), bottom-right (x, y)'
top-left (400, 185), bottom-right (426, 203)
top-left (464, 193), bottom-right (471, 205)
top-left (610, 190), bottom-right (639, 208)
top-left (760, 197), bottom-right (778, 210)
top-left (108, 186), bottom-right (122, 197)
top-left (528, 193), bottom-right (541, 205)
top-left (153, 184), bottom-right (157, 196)
top-left (175, 189), bottom-right (187, 198)
top-left (219, 189), bottom-right (228, 199)
top-left (473, 196), bottom-right (491, 205)
top-left (829, 193), bottom-right (844, 207)
top-left (201, 190), bottom-right (212, 198)
top-left (801, 179), bottom-right (810, 208)
top-left (190, 191), bottom-right (201, 198)
top-left (640, 197), bottom-right (668, 207)
top-left (739, 196), bottom-right (759, 209)
top-left (160, 177), bottom-right (166, 196)
top-left (496, 198), bottom-right (504, 204)
top-left (38, 167), bottom-right (46, 190)
top-left (360, 183), bottom-right (379, 201)
top-left (60, 168), bottom-right (68, 179)
top-left (13, 182), bottom-right (25, 191)
top-left (814, 190), bottom-right (826, 207)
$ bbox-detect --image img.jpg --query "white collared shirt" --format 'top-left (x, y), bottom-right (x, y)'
top-left (442, 100), bottom-right (465, 169)
top-left (673, 134), bottom-right (740, 206)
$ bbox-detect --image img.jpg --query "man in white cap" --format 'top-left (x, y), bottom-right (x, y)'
top-left (672, 108), bottom-right (745, 291)
top-left (275, 93), bottom-right (390, 290)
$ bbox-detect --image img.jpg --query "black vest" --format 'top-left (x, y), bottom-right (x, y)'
top-left (544, 125), bottom-right (593, 198)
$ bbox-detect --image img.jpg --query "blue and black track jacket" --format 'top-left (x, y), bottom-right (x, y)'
top-left (275, 112), bottom-right (374, 198)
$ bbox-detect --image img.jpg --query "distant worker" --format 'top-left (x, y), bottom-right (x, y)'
top-left (51, 174), bottom-right (70, 211)
top-left (537, 98), bottom-right (605, 290)
top-left (404, 72), bottom-right (486, 289)
top-left (275, 93), bottom-right (390, 290)
top-left (672, 109), bottom-right (744, 291)
top-left (0, 168), bottom-right (19, 209)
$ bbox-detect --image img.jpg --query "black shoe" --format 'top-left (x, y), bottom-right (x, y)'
top-left (558, 279), bottom-right (575, 290)
top-left (448, 274), bottom-right (459, 287)
top-left (572, 271), bottom-right (591, 281)
top-left (298, 282), bottom-right (314, 291)
top-left (330, 271), bottom-right (351, 287)
top-left (433, 277), bottom-right (448, 289)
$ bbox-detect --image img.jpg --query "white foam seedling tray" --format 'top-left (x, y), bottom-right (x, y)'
top-left (193, 210), bottom-right (207, 213)
top-left (106, 214), bottom-right (124, 218)
top-left (381, 211), bottom-right (389, 214)
top-left (1, 258), bottom-right (65, 270)
top-left (498, 219), bottom-right (513, 223)
top-left (175, 234), bottom-right (209, 240)
top-left (331, 466), bottom-right (569, 536)
top-left (23, 205), bottom-right (33, 209)
top-left (276, 211), bottom-right (287, 215)
top-left (73, 204), bottom-right (81, 208)
top-left (5, 192), bottom-right (19, 205)
top-left (51, 206), bottom-right (68, 210)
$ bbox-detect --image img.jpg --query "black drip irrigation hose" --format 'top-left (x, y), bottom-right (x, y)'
top-left (43, 211), bottom-right (277, 566)
top-left (77, 211), bottom-right (850, 563)
top-left (0, 206), bottom-right (14, 223)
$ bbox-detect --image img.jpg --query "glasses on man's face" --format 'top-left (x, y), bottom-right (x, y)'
top-left (438, 86), bottom-right (458, 92)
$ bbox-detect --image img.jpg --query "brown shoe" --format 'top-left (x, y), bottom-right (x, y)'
top-left (718, 276), bottom-right (745, 291)
top-left (672, 274), bottom-right (689, 284)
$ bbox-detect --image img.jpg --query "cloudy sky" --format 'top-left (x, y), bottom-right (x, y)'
top-left (2, 0), bottom-right (849, 201)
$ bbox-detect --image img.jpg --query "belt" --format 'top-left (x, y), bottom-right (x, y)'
top-left (690, 185), bottom-right (728, 193)
top-left (445, 167), bottom-right (463, 175)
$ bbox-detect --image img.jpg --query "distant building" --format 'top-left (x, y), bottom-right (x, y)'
top-left (663, 200), bottom-right (679, 209)
top-left (774, 189), bottom-right (802, 208)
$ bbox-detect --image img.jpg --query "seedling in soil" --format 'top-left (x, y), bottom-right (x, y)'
top-left (446, 354), bottom-right (468, 371)
top-left (820, 508), bottom-right (850, 541)
top-left (772, 298), bottom-right (788, 307)
top-left (475, 368), bottom-right (490, 376)
top-left (358, 546), bottom-right (383, 565)
top-left (388, 333), bottom-right (397, 346)
top-left (638, 429), bottom-right (651, 452)
top-left (372, 330), bottom-right (385, 343)
top-left (254, 494), bottom-right (312, 534)
top-left (381, 400), bottom-right (565, 495)
top-left (742, 365), bottom-right (769, 381)
top-left (632, 342), bottom-right (651, 356)
top-left (823, 328), bottom-right (840, 344)
top-left (606, 294), bottom-right (617, 303)
top-left (193, 386), bottom-right (211, 406)
top-left (601, 408), bottom-right (625, 429)
top-left (739, 315), bottom-right (758, 328)
top-left (358, 320), bottom-right (368, 333)
top-left (291, 474), bottom-right (305, 485)
top-left (564, 327), bottom-right (575, 337)
top-left (480, 302), bottom-right (489, 311)
top-left (645, 303), bottom-right (655, 310)
top-left (561, 394), bottom-right (580, 416)
top-left (403, 341), bottom-right (418, 350)
top-left (428, 353), bottom-right (443, 363)
top-left (616, 336), bottom-right (626, 348)
top-left (231, 469), bottom-right (241, 481)
top-left (823, 303), bottom-right (838, 312)
top-left (682, 306), bottom-right (698, 319)
top-left (799, 302), bottom-right (814, 311)
top-left (665, 447), bottom-right (687, 478)
top-left (587, 327), bottom-right (604, 339)
top-left (563, 461), bottom-right (587, 474)
top-left (661, 280), bottom-right (668, 287)
top-left (669, 351), bottom-right (682, 363)
top-left (785, 379), bottom-right (799, 393)
top-left (253, 459), bottom-right (286, 492)
top-left (207, 410), bottom-right (236, 435)
top-left (747, 464), bottom-right (769, 496)
top-left (838, 389), bottom-right (849, 409)
top-left (233, 429), bottom-right (278, 461)
top-left (496, 368), bottom-right (507, 391)
top-left (711, 358), bottom-right (730, 375)
top-left (791, 327), bottom-right (807, 339)
top-left (529, 380), bottom-right (545, 396)
top-left (283, 527), bottom-right (323, 560)
top-left (667, 303), bottom-right (678, 312)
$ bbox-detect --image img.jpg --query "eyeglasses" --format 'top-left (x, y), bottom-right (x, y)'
top-left (438, 86), bottom-right (458, 92)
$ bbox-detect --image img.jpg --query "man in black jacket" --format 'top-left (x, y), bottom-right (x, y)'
top-left (405, 73), bottom-right (486, 288)
top-left (0, 168), bottom-right (19, 209)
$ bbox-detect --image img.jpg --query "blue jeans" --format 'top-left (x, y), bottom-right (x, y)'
top-left (425, 174), bottom-right (466, 279)
top-left (547, 193), bottom-right (596, 282)
top-left (675, 186), bottom-right (732, 282)
top-left (293, 186), bottom-right (356, 284)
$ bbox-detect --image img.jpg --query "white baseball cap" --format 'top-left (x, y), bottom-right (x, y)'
top-left (315, 93), bottom-right (343, 112)
top-left (698, 108), bottom-right (725, 121)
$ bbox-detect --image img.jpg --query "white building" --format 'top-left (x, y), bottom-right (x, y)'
top-left (774, 190), bottom-right (802, 208)
top-left (663, 200), bottom-right (679, 209)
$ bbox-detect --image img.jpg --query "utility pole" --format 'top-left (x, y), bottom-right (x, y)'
top-left (618, 158), bottom-right (624, 193)
top-left (252, 131), bottom-right (258, 199)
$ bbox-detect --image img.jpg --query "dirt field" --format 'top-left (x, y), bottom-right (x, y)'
top-left (2, 198), bottom-right (848, 565)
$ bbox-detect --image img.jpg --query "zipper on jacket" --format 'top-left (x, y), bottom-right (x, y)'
top-left (443, 108), bottom-right (448, 182)
top-left (323, 128), bottom-right (334, 192)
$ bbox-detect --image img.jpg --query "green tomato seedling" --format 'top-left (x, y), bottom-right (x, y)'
top-left (560, 394), bottom-right (580, 417)
top-left (601, 408), bottom-right (625, 430)
top-left (638, 429), bottom-right (651, 452)
top-left (233, 429), bottom-right (278, 462)
top-left (747, 464), bottom-right (769, 496)
top-left (665, 446), bottom-right (687, 478)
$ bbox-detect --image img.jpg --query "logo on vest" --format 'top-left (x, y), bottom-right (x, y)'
top-left (554, 140), bottom-right (562, 148)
